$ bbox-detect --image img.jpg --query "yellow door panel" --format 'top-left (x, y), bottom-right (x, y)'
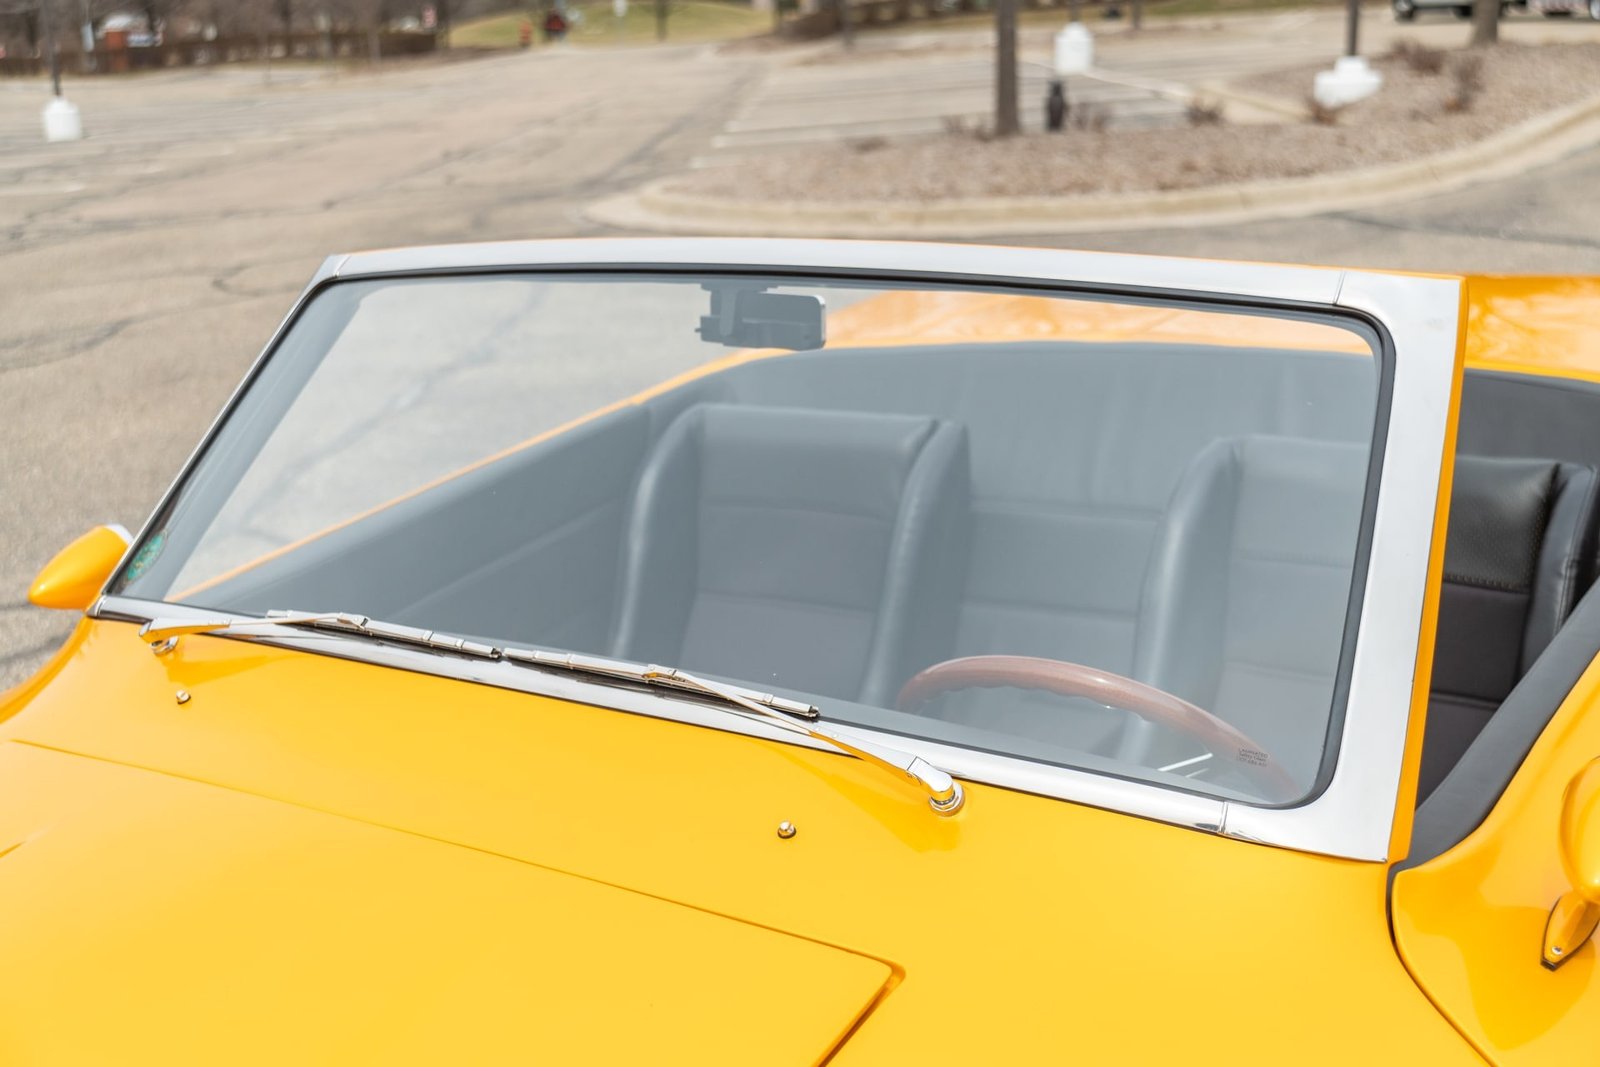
top-left (1393, 655), bottom-right (1600, 1064)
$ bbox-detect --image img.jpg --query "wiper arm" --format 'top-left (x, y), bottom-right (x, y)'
top-left (501, 649), bottom-right (821, 720)
top-left (508, 650), bottom-right (965, 816)
top-left (137, 612), bottom-right (964, 816)
top-left (140, 611), bottom-right (502, 659)
top-left (137, 614), bottom-right (854, 740)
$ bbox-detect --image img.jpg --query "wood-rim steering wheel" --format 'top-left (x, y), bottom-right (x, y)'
top-left (897, 655), bottom-right (1298, 802)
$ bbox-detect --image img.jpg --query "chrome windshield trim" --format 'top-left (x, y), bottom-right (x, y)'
top-left (331, 238), bottom-right (1344, 306)
top-left (1221, 269), bottom-right (1462, 861)
top-left (91, 594), bottom-right (1227, 837)
top-left (97, 253), bottom-right (347, 609)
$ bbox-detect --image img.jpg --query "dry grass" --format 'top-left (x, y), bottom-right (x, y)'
top-left (1389, 38), bottom-right (1446, 75)
top-left (1445, 54), bottom-right (1485, 113)
top-left (1304, 93), bottom-right (1343, 125)
top-left (1185, 96), bottom-right (1226, 126)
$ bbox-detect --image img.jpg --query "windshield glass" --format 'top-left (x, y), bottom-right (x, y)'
top-left (113, 272), bottom-right (1381, 804)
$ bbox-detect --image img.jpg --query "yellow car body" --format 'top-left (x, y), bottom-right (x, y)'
top-left (4, 244), bottom-right (1599, 1064)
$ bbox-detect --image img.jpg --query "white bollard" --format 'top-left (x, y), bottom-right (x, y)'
top-left (1054, 21), bottom-right (1094, 76)
top-left (42, 97), bottom-right (84, 142)
top-left (1312, 55), bottom-right (1382, 110)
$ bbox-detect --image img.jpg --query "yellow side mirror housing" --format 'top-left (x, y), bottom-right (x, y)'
top-left (27, 525), bottom-right (132, 612)
top-left (1543, 758), bottom-right (1600, 970)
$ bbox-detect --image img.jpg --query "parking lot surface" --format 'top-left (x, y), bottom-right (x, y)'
top-left (4, 15), bottom-right (1600, 687)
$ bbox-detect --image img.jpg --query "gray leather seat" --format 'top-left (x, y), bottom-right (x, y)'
top-left (609, 403), bottom-right (970, 705)
top-left (723, 342), bottom-right (1377, 682)
top-left (1418, 455), bottom-right (1599, 802)
top-left (1132, 435), bottom-right (1370, 791)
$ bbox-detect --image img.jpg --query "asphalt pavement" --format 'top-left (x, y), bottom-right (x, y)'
top-left (4, 14), bottom-right (1600, 688)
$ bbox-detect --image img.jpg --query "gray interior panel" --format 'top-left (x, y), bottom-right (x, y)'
top-left (1460, 371), bottom-right (1600, 473)
top-left (204, 404), bottom-right (651, 650)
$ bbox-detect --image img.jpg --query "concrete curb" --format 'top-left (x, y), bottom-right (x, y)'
top-left (586, 90), bottom-right (1600, 238)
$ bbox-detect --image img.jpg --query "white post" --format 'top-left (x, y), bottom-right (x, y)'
top-left (1313, 55), bottom-right (1381, 109)
top-left (43, 97), bottom-right (85, 142)
top-left (1054, 21), bottom-right (1093, 75)
top-left (40, 4), bottom-right (85, 143)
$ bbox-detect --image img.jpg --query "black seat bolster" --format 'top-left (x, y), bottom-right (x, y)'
top-left (1420, 457), bottom-right (1598, 802)
top-left (1524, 462), bottom-right (1600, 668)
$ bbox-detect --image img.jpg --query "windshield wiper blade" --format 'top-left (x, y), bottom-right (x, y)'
top-left (501, 649), bottom-right (820, 720)
top-left (138, 613), bottom-right (825, 722)
top-left (137, 612), bottom-right (965, 816)
top-left (507, 650), bottom-right (965, 816)
top-left (139, 610), bottom-right (502, 660)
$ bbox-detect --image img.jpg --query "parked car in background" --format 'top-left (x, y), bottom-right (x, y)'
top-left (6, 239), bottom-right (1600, 1062)
top-left (1392, 0), bottom-right (1530, 19)
top-left (1529, 0), bottom-right (1600, 17)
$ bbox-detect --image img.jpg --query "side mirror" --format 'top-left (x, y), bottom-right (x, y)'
top-left (1542, 758), bottom-right (1600, 970)
top-left (27, 525), bottom-right (132, 612)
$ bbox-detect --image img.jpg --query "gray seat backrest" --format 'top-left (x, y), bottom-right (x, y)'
top-left (610, 403), bottom-right (970, 704)
top-left (1134, 435), bottom-right (1370, 790)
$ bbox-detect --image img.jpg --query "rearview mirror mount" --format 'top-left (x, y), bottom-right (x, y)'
top-left (698, 285), bottom-right (825, 352)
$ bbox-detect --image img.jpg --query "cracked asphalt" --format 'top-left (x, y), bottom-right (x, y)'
top-left (3, 33), bottom-right (1600, 689)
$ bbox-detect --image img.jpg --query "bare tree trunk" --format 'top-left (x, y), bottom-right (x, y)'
top-left (1131, 0), bottom-right (1142, 29)
top-left (994, 0), bottom-right (1018, 137)
top-left (1470, 0), bottom-right (1499, 45)
top-left (43, 0), bottom-right (61, 94)
top-left (838, 0), bottom-right (853, 47)
top-left (367, 25), bottom-right (380, 62)
top-left (655, 0), bottom-right (666, 39)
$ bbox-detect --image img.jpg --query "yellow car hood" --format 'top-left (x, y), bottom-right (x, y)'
top-left (0, 741), bottom-right (890, 1064)
top-left (0, 621), bottom-right (1477, 1064)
